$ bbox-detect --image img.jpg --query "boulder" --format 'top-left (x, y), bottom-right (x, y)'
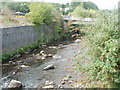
top-left (8, 80), bottom-right (22, 88)
top-left (43, 64), bottom-right (55, 70)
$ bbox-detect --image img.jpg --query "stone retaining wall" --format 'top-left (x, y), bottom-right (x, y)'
top-left (1, 24), bottom-right (58, 53)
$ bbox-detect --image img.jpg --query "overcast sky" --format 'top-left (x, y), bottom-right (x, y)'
top-left (13, 0), bottom-right (119, 9)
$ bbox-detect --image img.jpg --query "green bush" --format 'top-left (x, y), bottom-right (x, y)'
top-left (72, 5), bottom-right (96, 18)
top-left (27, 2), bottom-right (63, 32)
top-left (87, 11), bottom-right (120, 87)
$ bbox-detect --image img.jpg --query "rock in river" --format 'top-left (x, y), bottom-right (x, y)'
top-left (43, 85), bottom-right (54, 88)
top-left (74, 39), bottom-right (81, 43)
top-left (8, 80), bottom-right (22, 88)
top-left (46, 54), bottom-right (53, 57)
top-left (43, 64), bottom-right (55, 70)
top-left (43, 81), bottom-right (56, 88)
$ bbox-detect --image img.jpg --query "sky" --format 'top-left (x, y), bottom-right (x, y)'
top-left (13, 0), bottom-right (119, 9)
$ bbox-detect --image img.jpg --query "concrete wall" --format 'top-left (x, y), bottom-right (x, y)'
top-left (1, 24), bottom-right (59, 53)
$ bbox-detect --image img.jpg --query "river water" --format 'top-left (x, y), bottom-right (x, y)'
top-left (1, 37), bottom-right (81, 88)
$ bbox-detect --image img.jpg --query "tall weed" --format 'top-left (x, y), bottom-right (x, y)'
top-left (87, 11), bottom-right (120, 87)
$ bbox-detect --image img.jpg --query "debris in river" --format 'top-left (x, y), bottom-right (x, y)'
top-left (9, 61), bottom-right (13, 64)
top-left (9, 61), bottom-right (16, 65)
top-left (42, 44), bottom-right (47, 47)
top-left (24, 51), bottom-right (29, 54)
top-left (33, 54), bottom-right (41, 60)
top-left (41, 56), bottom-right (46, 60)
top-left (41, 53), bottom-right (47, 57)
top-left (48, 54), bottom-right (53, 57)
top-left (48, 46), bottom-right (57, 49)
top-left (21, 65), bottom-right (30, 68)
top-left (74, 39), bottom-right (81, 43)
top-left (58, 85), bottom-right (64, 88)
top-left (61, 77), bottom-right (68, 85)
top-left (58, 44), bottom-right (66, 49)
top-left (17, 60), bottom-right (23, 64)
top-left (44, 81), bottom-right (54, 86)
top-left (43, 64), bottom-right (55, 70)
top-left (13, 67), bottom-right (21, 75)
top-left (43, 81), bottom-right (56, 88)
top-left (61, 81), bottom-right (65, 85)
top-left (66, 75), bottom-right (72, 78)
top-left (33, 52), bottom-right (53, 60)
top-left (2, 64), bottom-right (9, 66)
top-left (40, 50), bottom-right (44, 54)
top-left (52, 55), bottom-right (61, 59)
top-left (8, 80), bottom-right (22, 88)
top-left (43, 85), bottom-right (54, 88)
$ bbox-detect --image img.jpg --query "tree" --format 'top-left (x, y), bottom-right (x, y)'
top-left (70, 1), bottom-right (98, 10)
top-left (72, 5), bottom-right (96, 18)
top-left (70, 2), bottom-right (81, 9)
top-left (83, 2), bottom-right (98, 10)
top-left (28, 2), bottom-right (63, 26)
top-left (3, 2), bottom-right (30, 13)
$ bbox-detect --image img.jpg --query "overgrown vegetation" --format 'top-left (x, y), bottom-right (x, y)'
top-left (1, 2), bottom-right (30, 13)
top-left (27, 2), bottom-right (63, 32)
top-left (72, 5), bottom-right (96, 18)
top-left (1, 2), bottom-right (64, 60)
top-left (1, 41), bottom-right (39, 60)
top-left (86, 11), bottom-right (120, 87)
top-left (70, 1), bottom-right (98, 10)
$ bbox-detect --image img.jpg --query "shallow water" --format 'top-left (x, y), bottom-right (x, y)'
top-left (1, 38), bottom-right (81, 88)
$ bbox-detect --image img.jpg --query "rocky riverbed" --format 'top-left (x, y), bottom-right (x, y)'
top-left (1, 36), bottom-right (103, 89)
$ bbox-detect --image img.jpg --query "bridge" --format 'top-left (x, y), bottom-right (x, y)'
top-left (64, 16), bottom-right (96, 25)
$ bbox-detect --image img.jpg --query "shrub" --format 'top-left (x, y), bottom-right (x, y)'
top-left (87, 11), bottom-right (120, 87)
top-left (72, 5), bottom-right (96, 18)
top-left (27, 2), bottom-right (63, 32)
